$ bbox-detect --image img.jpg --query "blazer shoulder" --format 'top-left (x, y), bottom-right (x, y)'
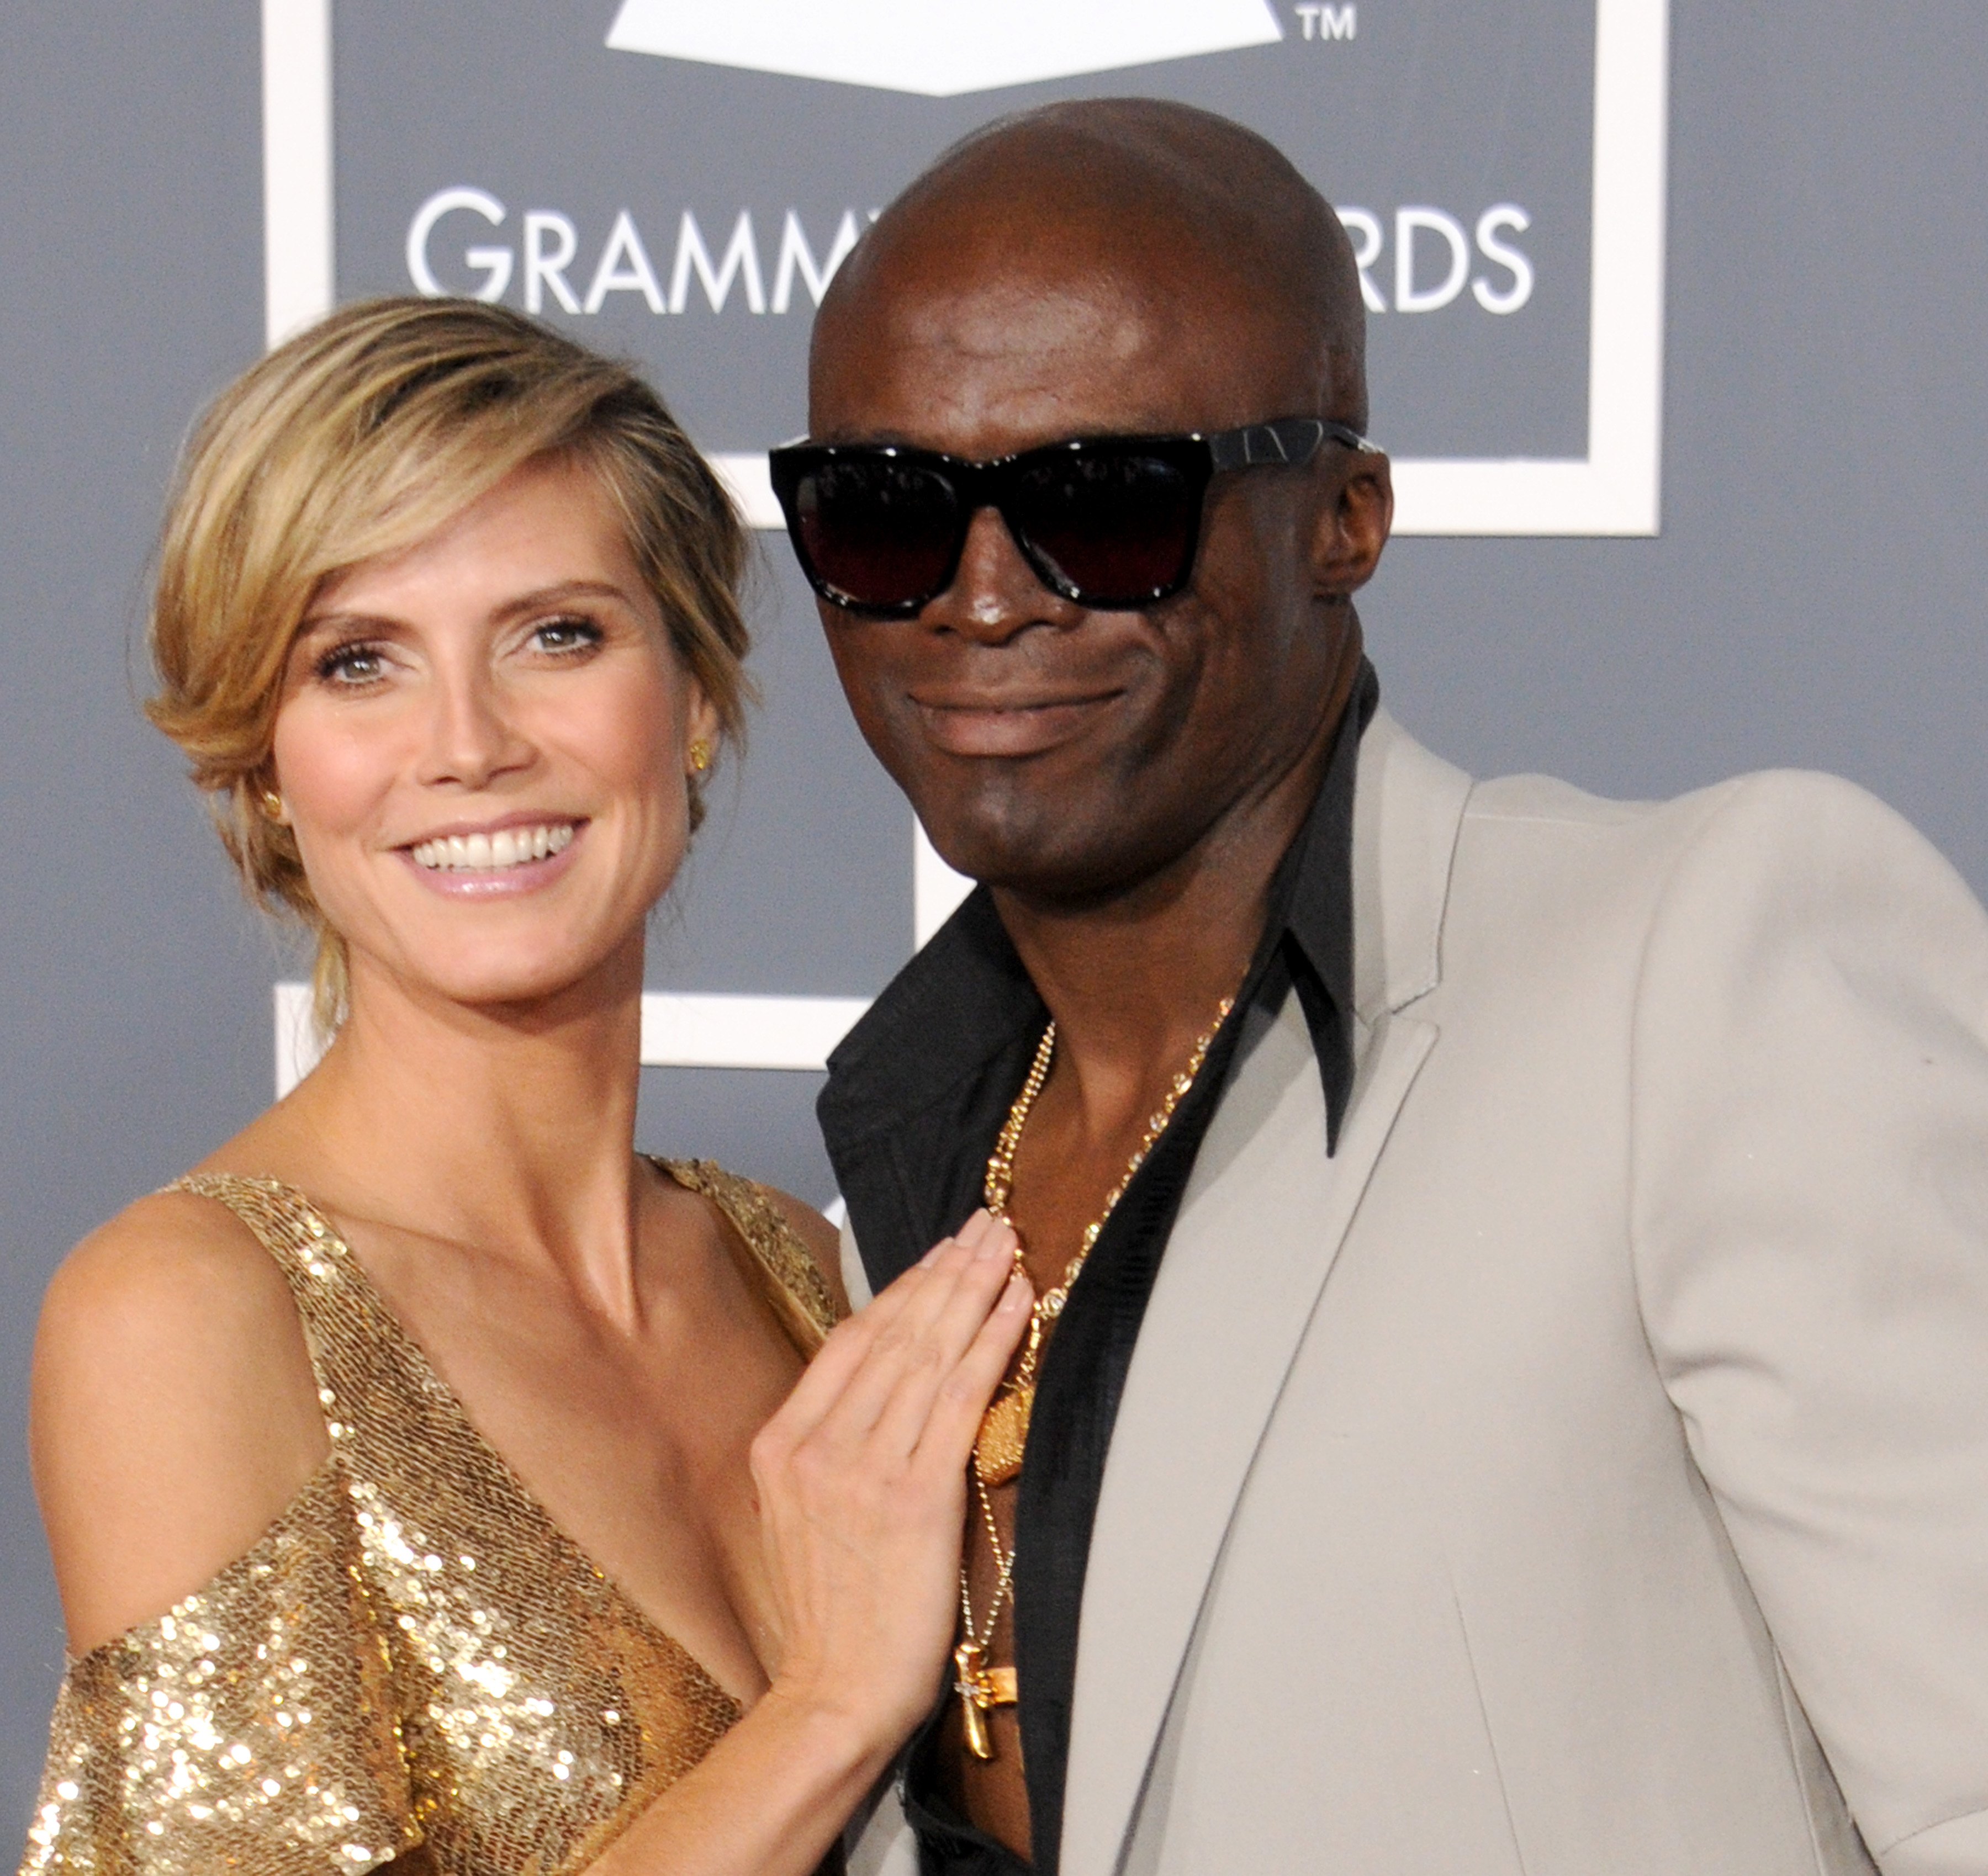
top-left (1435, 764), bottom-right (1980, 1004)
top-left (1662, 764), bottom-right (1961, 871)
top-left (1464, 766), bottom-right (1722, 831)
top-left (1639, 765), bottom-right (1988, 983)
top-left (1457, 763), bottom-right (1963, 897)
top-left (1466, 760), bottom-right (1941, 851)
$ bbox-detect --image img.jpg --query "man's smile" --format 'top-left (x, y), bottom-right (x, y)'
top-left (908, 687), bottom-right (1125, 758)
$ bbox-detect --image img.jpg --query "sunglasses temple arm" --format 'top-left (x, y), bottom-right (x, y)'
top-left (1206, 417), bottom-right (1378, 471)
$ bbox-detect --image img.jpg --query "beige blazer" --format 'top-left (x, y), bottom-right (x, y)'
top-left (847, 711), bottom-right (1988, 1876)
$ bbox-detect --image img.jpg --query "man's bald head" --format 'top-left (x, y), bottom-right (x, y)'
top-left (801, 100), bottom-right (1391, 906)
top-left (815, 97), bottom-right (1370, 432)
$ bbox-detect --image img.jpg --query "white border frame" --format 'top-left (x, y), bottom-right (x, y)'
top-left (263, 0), bottom-right (1668, 533)
top-left (275, 982), bottom-right (871, 1093)
top-left (709, 0), bottom-right (1669, 534)
top-left (262, 0), bottom-right (334, 346)
top-left (257, 0), bottom-right (1667, 1084)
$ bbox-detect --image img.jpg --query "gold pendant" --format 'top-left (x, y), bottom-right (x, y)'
top-left (954, 1641), bottom-right (1018, 1760)
top-left (955, 1642), bottom-right (993, 1758)
top-left (974, 1384), bottom-right (1033, 1486)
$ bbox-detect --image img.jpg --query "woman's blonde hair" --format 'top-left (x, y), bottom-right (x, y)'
top-left (148, 296), bottom-right (751, 1029)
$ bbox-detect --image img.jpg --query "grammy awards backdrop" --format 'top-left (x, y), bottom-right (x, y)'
top-left (2, 0), bottom-right (1985, 1835)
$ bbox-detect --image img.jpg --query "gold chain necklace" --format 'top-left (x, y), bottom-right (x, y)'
top-left (974, 998), bottom-right (1234, 1485)
top-left (952, 995), bottom-right (1234, 1759)
top-left (953, 1483), bottom-right (1019, 1760)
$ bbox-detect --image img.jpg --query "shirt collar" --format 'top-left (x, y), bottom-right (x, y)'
top-left (819, 659), bottom-right (1378, 1160)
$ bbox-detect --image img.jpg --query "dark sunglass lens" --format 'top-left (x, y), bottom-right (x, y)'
top-left (1013, 449), bottom-right (1200, 605)
top-left (794, 458), bottom-right (962, 609)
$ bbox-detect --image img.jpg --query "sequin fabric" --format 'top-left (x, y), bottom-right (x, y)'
top-left (22, 1162), bottom-right (838, 1876)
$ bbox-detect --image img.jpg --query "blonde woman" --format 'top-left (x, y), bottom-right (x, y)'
top-left (22, 299), bottom-right (1029, 1876)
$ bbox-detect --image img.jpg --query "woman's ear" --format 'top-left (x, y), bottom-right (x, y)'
top-left (683, 682), bottom-right (722, 772)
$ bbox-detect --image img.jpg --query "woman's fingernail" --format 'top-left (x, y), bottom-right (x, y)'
top-left (919, 1239), bottom-right (953, 1267)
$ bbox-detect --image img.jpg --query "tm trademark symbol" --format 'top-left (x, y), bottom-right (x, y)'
top-left (1294, 4), bottom-right (1356, 40)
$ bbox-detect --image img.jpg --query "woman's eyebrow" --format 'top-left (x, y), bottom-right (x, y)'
top-left (294, 579), bottom-right (638, 641)
top-left (288, 610), bottom-right (394, 650)
top-left (488, 579), bottom-right (636, 622)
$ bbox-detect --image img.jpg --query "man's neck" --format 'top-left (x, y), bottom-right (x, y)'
top-left (988, 644), bottom-right (1359, 1142)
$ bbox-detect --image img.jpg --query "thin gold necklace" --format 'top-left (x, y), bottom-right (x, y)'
top-left (951, 995), bottom-right (1234, 1759)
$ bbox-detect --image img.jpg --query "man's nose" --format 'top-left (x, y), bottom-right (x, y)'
top-left (415, 666), bottom-right (533, 791)
top-left (921, 506), bottom-right (1081, 643)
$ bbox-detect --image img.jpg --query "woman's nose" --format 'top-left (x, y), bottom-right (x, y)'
top-left (415, 668), bottom-right (532, 790)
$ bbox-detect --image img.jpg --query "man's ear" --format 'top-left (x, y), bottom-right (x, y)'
top-left (1310, 450), bottom-right (1393, 600)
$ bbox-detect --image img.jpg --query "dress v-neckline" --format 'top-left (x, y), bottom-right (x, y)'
top-left (241, 1172), bottom-right (755, 1715)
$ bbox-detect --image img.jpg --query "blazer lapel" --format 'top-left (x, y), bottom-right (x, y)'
top-left (1058, 713), bottom-right (1471, 1876)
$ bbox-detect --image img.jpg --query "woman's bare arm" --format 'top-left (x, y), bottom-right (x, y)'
top-left (30, 1190), bottom-right (329, 1654)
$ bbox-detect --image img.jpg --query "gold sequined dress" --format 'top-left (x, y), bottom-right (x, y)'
top-left (21, 1161), bottom-right (839, 1876)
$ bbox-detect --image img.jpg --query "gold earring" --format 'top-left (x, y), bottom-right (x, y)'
top-left (688, 739), bottom-right (713, 775)
top-left (260, 788), bottom-right (288, 824)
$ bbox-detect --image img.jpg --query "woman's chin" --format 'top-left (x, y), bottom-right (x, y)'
top-left (353, 940), bottom-right (643, 1024)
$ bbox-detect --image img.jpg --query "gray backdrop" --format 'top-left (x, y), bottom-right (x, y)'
top-left (4, 0), bottom-right (1985, 1842)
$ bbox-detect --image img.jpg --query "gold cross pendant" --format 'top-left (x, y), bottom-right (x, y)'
top-left (953, 1641), bottom-right (1019, 1760)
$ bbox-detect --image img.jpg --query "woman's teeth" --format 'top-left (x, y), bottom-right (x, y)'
top-left (409, 823), bottom-right (575, 872)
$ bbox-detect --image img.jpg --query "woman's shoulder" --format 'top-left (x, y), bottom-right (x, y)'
top-left (753, 1185), bottom-right (848, 1312)
top-left (34, 1184), bottom-right (331, 1655)
top-left (655, 1158), bottom-right (850, 1326)
top-left (49, 1183), bottom-right (293, 1326)
top-left (40, 1184), bottom-right (319, 1407)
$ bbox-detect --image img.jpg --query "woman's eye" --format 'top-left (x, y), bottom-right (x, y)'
top-left (315, 643), bottom-right (387, 686)
top-left (530, 616), bottom-right (604, 655)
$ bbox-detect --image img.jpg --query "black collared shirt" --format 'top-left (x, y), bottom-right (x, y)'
top-left (818, 664), bottom-right (1378, 1875)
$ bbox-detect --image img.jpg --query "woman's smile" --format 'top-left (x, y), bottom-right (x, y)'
top-left (402, 817), bottom-right (584, 895)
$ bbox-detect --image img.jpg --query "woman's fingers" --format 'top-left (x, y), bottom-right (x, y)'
top-left (816, 1219), bottom-right (1017, 1447)
top-left (762, 1212), bottom-right (1006, 1454)
top-left (923, 1206), bottom-right (996, 1264)
top-left (747, 1215), bottom-right (1033, 1745)
top-left (760, 1242), bottom-right (947, 1449)
top-left (911, 1270), bottom-right (1034, 1468)
top-left (865, 1228), bottom-right (1025, 1456)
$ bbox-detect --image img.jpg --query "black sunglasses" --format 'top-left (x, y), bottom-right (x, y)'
top-left (768, 415), bottom-right (1376, 616)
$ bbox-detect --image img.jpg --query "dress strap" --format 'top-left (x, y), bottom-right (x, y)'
top-left (658, 1160), bottom-right (840, 1355)
top-left (165, 1173), bottom-right (421, 1443)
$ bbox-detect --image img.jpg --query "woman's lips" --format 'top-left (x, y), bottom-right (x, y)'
top-left (396, 819), bottom-right (586, 897)
top-left (409, 820), bottom-right (575, 873)
top-left (912, 692), bottom-right (1120, 758)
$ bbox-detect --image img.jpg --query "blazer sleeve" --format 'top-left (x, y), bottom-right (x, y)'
top-left (1629, 770), bottom-right (1988, 1872)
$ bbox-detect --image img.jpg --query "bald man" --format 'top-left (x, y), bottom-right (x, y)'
top-left (774, 100), bottom-right (1988, 1876)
